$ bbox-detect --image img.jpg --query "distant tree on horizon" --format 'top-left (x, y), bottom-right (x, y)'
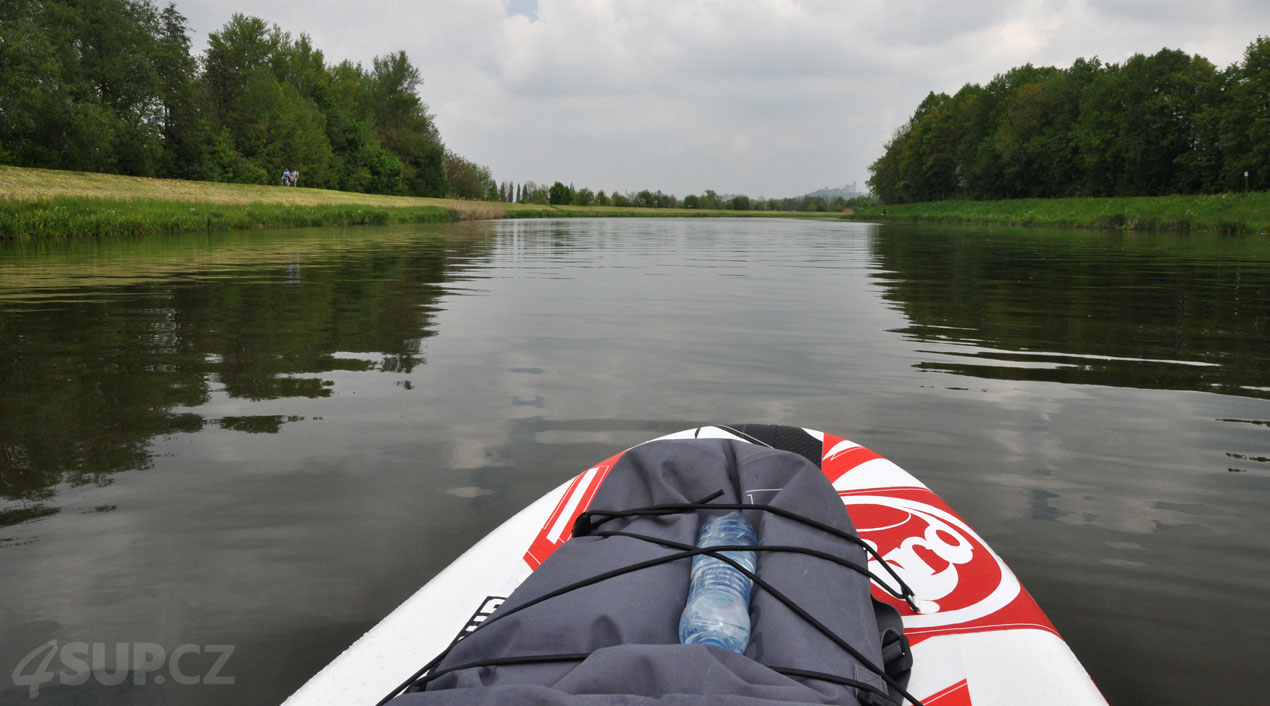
top-left (443, 150), bottom-right (495, 199)
top-left (548, 181), bottom-right (573, 204)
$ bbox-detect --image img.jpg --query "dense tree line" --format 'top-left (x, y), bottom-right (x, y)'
top-left (487, 181), bottom-right (872, 212)
top-left (868, 38), bottom-right (1270, 203)
top-left (0, 0), bottom-right (496, 198)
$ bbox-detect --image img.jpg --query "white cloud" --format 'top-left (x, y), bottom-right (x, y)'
top-left (178, 0), bottom-right (1266, 196)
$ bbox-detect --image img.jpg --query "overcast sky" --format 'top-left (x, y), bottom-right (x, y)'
top-left (174, 0), bottom-right (1266, 198)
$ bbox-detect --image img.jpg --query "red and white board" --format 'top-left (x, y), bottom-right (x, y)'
top-left (285, 427), bottom-right (1106, 706)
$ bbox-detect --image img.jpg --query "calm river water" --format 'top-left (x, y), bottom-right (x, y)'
top-left (1, 218), bottom-right (1267, 705)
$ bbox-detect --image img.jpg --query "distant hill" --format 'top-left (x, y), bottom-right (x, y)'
top-left (803, 184), bottom-right (865, 200)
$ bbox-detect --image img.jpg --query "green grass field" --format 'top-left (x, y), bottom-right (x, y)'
top-left (846, 192), bottom-right (1270, 234)
top-left (0, 166), bottom-right (831, 239)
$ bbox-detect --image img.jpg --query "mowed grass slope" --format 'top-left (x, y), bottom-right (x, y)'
top-left (0, 165), bottom-right (486, 209)
top-left (0, 165), bottom-right (499, 238)
top-left (0, 166), bottom-right (833, 239)
top-left (846, 192), bottom-right (1270, 234)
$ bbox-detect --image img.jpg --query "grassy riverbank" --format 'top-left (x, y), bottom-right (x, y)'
top-left (846, 192), bottom-right (1270, 234)
top-left (0, 196), bottom-right (470, 239)
top-left (0, 166), bottom-right (492, 239)
top-left (0, 166), bottom-right (827, 239)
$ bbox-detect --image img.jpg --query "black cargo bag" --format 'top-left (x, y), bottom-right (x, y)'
top-left (388, 438), bottom-right (914, 705)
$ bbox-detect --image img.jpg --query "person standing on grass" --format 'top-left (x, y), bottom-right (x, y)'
top-left (292, 169), bottom-right (299, 187)
top-left (282, 168), bottom-right (290, 186)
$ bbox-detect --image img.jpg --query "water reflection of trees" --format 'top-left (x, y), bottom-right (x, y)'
top-left (0, 230), bottom-right (482, 521)
top-left (870, 227), bottom-right (1270, 398)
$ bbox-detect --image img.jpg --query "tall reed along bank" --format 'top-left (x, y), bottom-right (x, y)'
top-left (0, 166), bottom-right (833, 239)
top-left (847, 192), bottom-right (1270, 235)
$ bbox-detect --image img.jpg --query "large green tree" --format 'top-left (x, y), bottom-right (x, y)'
top-left (444, 150), bottom-right (495, 199)
top-left (0, 0), bottom-right (165, 174)
top-left (548, 181), bottom-right (573, 204)
top-left (1111, 49), bottom-right (1219, 195)
top-left (370, 51), bottom-right (447, 196)
top-left (1219, 36), bottom-right (1270, 191)
top-left (202, 15), bottom-right (334, 185)
top-left (153, 3), bottom-right (216, 180)
top-left (323, 61), bottom-right (404, 194)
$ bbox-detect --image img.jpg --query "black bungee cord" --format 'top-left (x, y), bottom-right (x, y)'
top-left (591, 529), bottom-right (925, 706)
top-left (573, 496), bottom-right (923, 612)
top-left (376, 495), bottom-right (926, 706)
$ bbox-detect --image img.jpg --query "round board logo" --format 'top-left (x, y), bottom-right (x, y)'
top-left (842, 494), bottom-right (1020, 629)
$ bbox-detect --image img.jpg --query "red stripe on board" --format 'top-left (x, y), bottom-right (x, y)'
top-left (523, 471), bottom-right (589, 570)
top-left (821, 436), bottom-right (883, 484)
top-left (522, 452), bottom-right (622, 569)
top-left (924, 679), bottom-right (971, 705)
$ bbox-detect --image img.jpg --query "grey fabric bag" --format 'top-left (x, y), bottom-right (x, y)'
top-left (390, 438), bottom-right (912, 705)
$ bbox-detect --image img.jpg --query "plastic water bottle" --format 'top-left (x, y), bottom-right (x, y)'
top-left (678, 512), bottom-right (757, 653)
